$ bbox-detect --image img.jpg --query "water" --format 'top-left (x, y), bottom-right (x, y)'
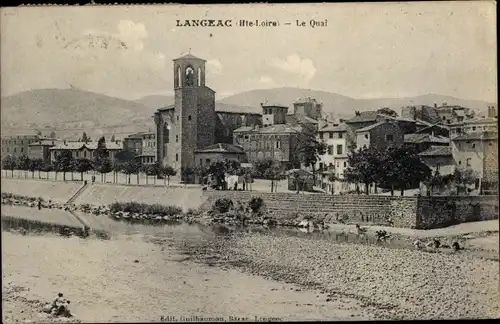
top-left (2, 207), bottom-right (498, 260)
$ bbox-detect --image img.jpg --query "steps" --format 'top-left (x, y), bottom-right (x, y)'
top-left (66, 182), bottom-right (90, 204)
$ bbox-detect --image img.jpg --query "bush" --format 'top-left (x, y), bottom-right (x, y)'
top-left (213, 198), bottom-right (234, 213)
top-left (248, 197), bottom-right (264, 213)
top-left (108, 201), bottom-right (182, 216)
top-left (1, 192), bottom-right (44, 202)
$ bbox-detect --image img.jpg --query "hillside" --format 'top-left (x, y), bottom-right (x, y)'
top-left (218, 87), bottom-right (494, 118)
top-left (134, 95), bottom-right (174, 109)
top-left (1, 87), bottom-right (494, 140)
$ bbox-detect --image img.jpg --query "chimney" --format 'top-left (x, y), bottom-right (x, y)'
top-left (339, 118), bottom-right (345, 123)
top-left (434, 103), bottom-right (437, 108)
top-left (63, 140), bottom-right (67, 145)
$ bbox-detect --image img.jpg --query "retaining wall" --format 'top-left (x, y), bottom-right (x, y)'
top-left (73, 183), bottom-right (207, 212)
top-left (202, 191), bottom-right (499, 229)
top-left (1, 179), bottom-right (82, 203)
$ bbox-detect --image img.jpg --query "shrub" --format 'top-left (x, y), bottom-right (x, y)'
top-left (213, 198), bottom-right (233, 213)
top-left (248, 197), bottom-right (264, 213)
top-left (108, 201), bottom-right (182, 216)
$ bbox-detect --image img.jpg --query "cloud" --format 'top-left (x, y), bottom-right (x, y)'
top-left (258, 75), bottom-right (276, 86)
top-left (116, 20), bottom-right (147, 51)
top-left (207, 59), bottom-right (223, 75)
top-left (270, 54), bottom-right (316, 82)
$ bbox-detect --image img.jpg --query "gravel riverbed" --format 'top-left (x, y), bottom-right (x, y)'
top-left (185, 232), bottom-right (500, 320)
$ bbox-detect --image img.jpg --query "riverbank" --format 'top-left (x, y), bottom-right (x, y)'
top-left (186, 231), bottom-right (500, 320)
top-left (2, 231), bottom-right (373, 323)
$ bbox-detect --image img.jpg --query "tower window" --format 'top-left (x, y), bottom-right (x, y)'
top-left (177, 116), bottom-right (179, 121)
top-left (176, 154), bottom-right (179, 162)
top-left (188, 115), bottom-right (192, 121)
top-left (176, 135), bottom-right (179, 143)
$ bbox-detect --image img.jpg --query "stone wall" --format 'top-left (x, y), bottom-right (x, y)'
top-left (416, 195), bottom-right (499, 229)
top-left (202, 191), bottom-right (415, 225)
top-left (203, 191), bottom-right (498, 229)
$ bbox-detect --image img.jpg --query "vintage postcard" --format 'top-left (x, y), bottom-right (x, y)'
top-left (1, 2), bottom-right (498, 322)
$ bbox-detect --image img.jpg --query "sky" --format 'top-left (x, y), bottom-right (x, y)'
top-left (1, 2), bottom-right (497, 102)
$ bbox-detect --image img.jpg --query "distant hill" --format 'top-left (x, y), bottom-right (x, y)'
top-left (1, 87), bottom-right (494, 139)
top-left (218, 87), bottom-right (495, 119)
top-left (134, 95), bottom-right (174, 109)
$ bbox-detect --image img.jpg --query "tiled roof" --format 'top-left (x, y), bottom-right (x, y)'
top-left (355, 121), bottom-right (386, 133)
top-left (346, 111), bottom-right (379, 123)
top-left (452, 131), bottom-right (498, 141)
top-left (157, 104), bottom-right (175, 111)
top-left (233, 126), bottom-right (255, 133)
top-left (195, 143), bottom-right (245, 154)
top-left (294, 97), bottom-right (320, 105)
top-left (404, 134), bottom-right (450, 144)
top-left (261, 102), bottom-right (289, 108)
top-left (320, 122), bottom-right (349, 132)
top-left (173, 53), bottom-right (205, 61)
top-left (28, 139), bottom-right (62, 146)
top-left (419, 146), bottom-right (452, 157)
top-left (216, 103), bottom-right (261, 115)
top-left (288, 114), bottom-right (318, 125)
top-left (463, 117), bottom-right (498, 125)
top-left (50, 141), bottom-right (123, 150)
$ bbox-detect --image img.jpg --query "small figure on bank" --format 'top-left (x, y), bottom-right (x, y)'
top-left (38, 199), bottom-right (42, 210)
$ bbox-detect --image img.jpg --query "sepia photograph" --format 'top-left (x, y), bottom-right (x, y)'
top-left (1, 2), bottom-right (498, 322)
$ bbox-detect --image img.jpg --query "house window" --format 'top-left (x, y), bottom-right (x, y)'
top-left (472, 143), bottom-right (476, 149)
top-left (336, 145), bottom-right (343, 155)
top-left (319, 162), bottom-right (324, 170)
top-left (386, 134), bottom-right (393, 141)
top-left (472, 126), bottom-right (476, 131)
top-left (458, 160), bottom-right (462, 165)
top-left (344, 161), bottom-right (347, 167)
top-left (489, 142), bottom-right (493, 146)
top-left (320, 133), bottom-right (324, 140)
top-left (336, 161), bottom-right (340, 168)
top-left (176, 154), bottom-right (179, 162)
top-left (364, 134), bottom-right (369, 139)
top-left (329, 132), bottom-right (333, 139)
top-left (84, 151), bottom-right (87, 158)
top-left (176, 135), bottom-right (179, 142)
top-left (339, 133), bottom-right (343, 139)
top-left (475, 179), bottom-right (480, 189)
top-left (276, 141), bottom-right (281, 149)
top-left (442, 116), bottom-right (446, 120)
top-left (436, 163), bottom-right (441, 172)
top-left (13, 147), bottom-right (16, 153)
top-left (188, 115), bottom-right (192, 121)
top-left (327, 145), bottom-right (334, 155)
top-left (177, 116), bottom-right (179, 121)
top-left (329, 163), bottom-right (333, 169)
top-left (20, 147), bottom-right (23, 153)
top-left (466, 158), bottom-right (471, 167)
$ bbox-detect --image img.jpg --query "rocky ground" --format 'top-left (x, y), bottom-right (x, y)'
top-left (181, 230), bottom-right (500, 320)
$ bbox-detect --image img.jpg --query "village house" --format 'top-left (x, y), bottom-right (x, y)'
top-left (401, 104), bottom-right (442, 124)
top-left (137, 131), bottom-right (157, 165)
top-left (28, 138), bottom-right (64, 164)
top-left (123, 132), bottom-right (144, 155)
top-left (419, 146), bottom-right (455, 176)
top-left (414, 123), bottom-right (450, 138)
top-left (449, 116), bottom-right (498, 139)
top-left (194, 143), bottom-right (247, 167)
top-left (404, 133), bottom-right (450, 153)
top-left (49, 140), bottom-right (123, 164)
top-left (451, 131), bottom-right (498, 193)
top-left (1, 134), bottom-right (39, 160)
top-left (436, 103), bottom-right (475, 125)
top-left (355, 120), bottom-right (405, 151)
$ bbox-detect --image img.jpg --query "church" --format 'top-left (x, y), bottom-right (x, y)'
top-left (153, 53), bottom-right (262, 182)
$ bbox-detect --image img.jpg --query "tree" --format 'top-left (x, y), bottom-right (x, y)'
top-left (345, 147), bottom-right (383, 195)
top-left (72, 158), bottom-right (94, 181)
top-left (95, 158), bottom-right (113, 183)
top-left (17, 155), bottom-right (31, 178)
top-left (110, 134), bottom-right (116, 142)
top-left (327, 172), bottom-right (338, 195)
top-left (194, 164), bottom-right (210, 185)
top-left (252, 158), bottom-right (276, 179)
top-left (143, 163), bottom-right (161, 185)
top-left (121, 160), bottom-right (141, 184)
top-left (36, 130), bottom-right (42, 137)
top-left (452, 167), bottom-right (477, 195)
top-left (49, 131), bottom-right (56, 139)
top-left (377, 107), bottom-right (399, 118)
top-left (81, 132), bottom-right (90, 143)
top-left (2, 155), bottom-right (18, 177)
top-left (181, 166), bottom-right (196, 184)
top-left (54, 150), bottom-right (74, 181)
top-left (94, 137), bottom-right (110, 182)
top-left (380, 146), bottom-right (432, 196)
top-left (114, 149), bottom-right (137, 164)
top-left (296, 124), bottom-right (327, 182)
top-left (28, 158), bottom-right (44, 179)
top-left (256, 159), bottom-right (285, 193)
top-left (161, 165), bottom-right (177, 186)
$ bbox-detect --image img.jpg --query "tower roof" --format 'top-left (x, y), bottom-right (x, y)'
top-left (173, 53), bottom-right (206, 62)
